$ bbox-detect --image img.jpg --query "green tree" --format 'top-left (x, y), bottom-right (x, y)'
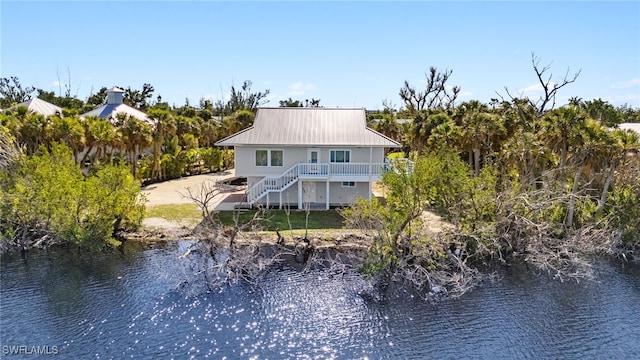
top-left (454, 100), bottom-right (505, 175)
top-left (50, 115), bottom-right (84, 162)
top-left (124, 83), bottom-right (155, 110)
top-left (0, 76), bottom-right (35, 108)
top-left (147, 108), bottom-right (176, 181)
top-left (116, 114), bottom-right (153, 177)
top-left (86, 87), bottom-right (108, 106)
top-left (19, 113), bottom-right (51, 154)
top-left (223, 80), bottom-right (270, 114)
top-left (0, 143), bottom-right (145, 251)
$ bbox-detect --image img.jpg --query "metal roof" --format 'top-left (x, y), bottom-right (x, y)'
top-left (12, 98), bottom-right (63, 117)
top-left (81, 103), bottom-right (153, 125)
top-left (216, 107), bottom-right (401, 147)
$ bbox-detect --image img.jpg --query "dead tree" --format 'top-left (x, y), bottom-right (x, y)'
top-left (399, 67), bottom-right (461, 115)
top-left (504, 53), bottom-right (581, 117)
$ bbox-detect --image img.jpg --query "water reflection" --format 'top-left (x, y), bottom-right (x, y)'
top-left (1, 243), bottom-right (639, 359)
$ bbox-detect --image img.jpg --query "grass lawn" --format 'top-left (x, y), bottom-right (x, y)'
top-left (214, 209), bottom-right (345, 231)
top-left (145, 205), bottom-right (346, 233)
top-left (145, 204), bottom-right (202, 226)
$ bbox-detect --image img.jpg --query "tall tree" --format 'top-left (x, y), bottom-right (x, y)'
top-left (399, 67), bottom-right (460, 115)
top-left (0, 77), bottom-right (35, 108)
top-left (86, 87), bottom-right (108, 106)
top-left (115, 114), bottom-right (152, 177)
top-left (225, 80), bottom-right (270, 113)
top-left (147, 108), bottom-right (176, 180)
top-left (50, 115), bottom-right (84, 163)
top-left (278, 98), bottom-right (322, 107)
top-left (124, 83), bottom-right (155, 110)
top-left (504, 53), bottom-right (581, 117)
top-left (455, 101), bottom-right (505, 175)
top-left (582, 98), bottom-right (623, 127)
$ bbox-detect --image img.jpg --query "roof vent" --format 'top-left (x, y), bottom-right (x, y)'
top-left (106, 87), bottom-right (125, 105)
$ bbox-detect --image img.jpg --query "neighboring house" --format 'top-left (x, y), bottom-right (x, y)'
top-left (81, 87), bottom-right (153, 125)
top-left (80, 87), bottom-right (154, 162)
top-left (6, 98), bottom-right (63, 117)
top-left (215, 107), bottom-right (402, 209)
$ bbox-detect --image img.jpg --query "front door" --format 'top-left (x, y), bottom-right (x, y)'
top-left (307, 148), bottom-right (320, 174)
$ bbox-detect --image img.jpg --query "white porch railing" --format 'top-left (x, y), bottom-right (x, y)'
top-left (247, 164), bottom-right (299, 204)
top-left (298, 162), bottom-right (387, 177)
top-left (246, 160), bottom-right (412, 205)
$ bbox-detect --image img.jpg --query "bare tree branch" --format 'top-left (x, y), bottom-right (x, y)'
top-left (400, 67), bottom-right (460, 114)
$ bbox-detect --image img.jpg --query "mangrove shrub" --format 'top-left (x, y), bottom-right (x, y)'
top-left (0, 143), bottom-right (145, 251)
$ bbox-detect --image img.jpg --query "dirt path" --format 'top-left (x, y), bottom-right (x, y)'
top-left (141, 170), bottom-right (236, 206)
top-left (140, 170), bottom-right (238, 232)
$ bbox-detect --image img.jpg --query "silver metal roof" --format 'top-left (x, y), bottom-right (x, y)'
top-left (81, 103), bottom-right (153, 125)
top-left (216, 107), bottom-right (401, 147)
top-left (12, 98), bottom-right (63, 117)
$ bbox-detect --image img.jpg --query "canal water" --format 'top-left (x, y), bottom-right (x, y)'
top-left (1, 240), bottom-right (639, 359)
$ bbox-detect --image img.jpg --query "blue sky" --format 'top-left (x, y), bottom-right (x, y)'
top-left (2, 1), bottom-right (639, 110)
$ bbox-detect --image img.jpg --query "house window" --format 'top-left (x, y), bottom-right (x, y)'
top-left (256, 150), bottom-right (268, 166)
top-left (271, 150), bottom-right (283, 166)
top-left (255, 149), bottom-right (284, 167)
top-left (342, 181), bottom-right (356, 187)
top-left (330, 150), bottom-right (350, 163)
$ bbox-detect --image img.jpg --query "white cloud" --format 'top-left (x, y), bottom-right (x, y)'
top-left (611, 78), bottom-right (640, 89)
top-left (516, 82), bottom-right (555, 98)
top-left (605, 93), bottom-right (640, 107)
top-left (286, 82), bottom-right (316, 97)
top-left (51, 80), bottom-right (61, 87)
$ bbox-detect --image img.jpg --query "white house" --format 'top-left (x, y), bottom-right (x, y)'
top-left (6, 98), bottom-right (63, 117)
top-left (215, 107), bottom-right (402, 209)
top-left (81, 87), bottom-right (153, 125)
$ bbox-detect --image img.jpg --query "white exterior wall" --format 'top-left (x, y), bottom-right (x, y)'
top-left (257, 180), bottom-right (369, 207)
top-left (328, 182), bottom-right (369, 205)
top-left (234, 146), bottom-right (307, 177)
top-left (234, 146), bottom-right (386, 178)
top-left (238, 145), bottom-right (385, 207)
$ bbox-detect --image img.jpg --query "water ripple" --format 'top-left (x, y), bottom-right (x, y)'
top-left (2, 248), bottom-right (639, 359)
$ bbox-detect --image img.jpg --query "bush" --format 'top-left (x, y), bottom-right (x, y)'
top-left (0, 143), bottom-right (145, 251)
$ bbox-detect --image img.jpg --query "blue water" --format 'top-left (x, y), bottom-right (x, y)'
top-left (1, 241), bottom-right (639, 359)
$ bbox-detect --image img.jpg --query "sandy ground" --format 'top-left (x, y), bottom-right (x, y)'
top-left (140, 170), bottom-right (241, 230)
top-left (138, 171), bottom-right (451, 237)
top-left (141, 169), bottom-right (237, 206)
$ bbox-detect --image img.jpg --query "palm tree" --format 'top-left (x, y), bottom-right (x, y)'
top-left (565, 119), bottom-right (610, 227)
top-left (455, 100), bottom-right (505, 176)
top-left (147, 108), bottom-right (176, 181)
top-left (598, 128), bottom-right (640, 209)
top-left (539, 106), bottom-right (587, 186)
top-left (426, 119), bottom-right (461, 152)
top-left (372, 115), bottom-right (401, 144)
top-left (408, 110), bottom-right (450, 154)
top-left (50, 115), bottom-right (84, 163)
top-left (19, 113), bottom-right (51, 154)
top-left (118, 114), bottom-right (152, 177)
